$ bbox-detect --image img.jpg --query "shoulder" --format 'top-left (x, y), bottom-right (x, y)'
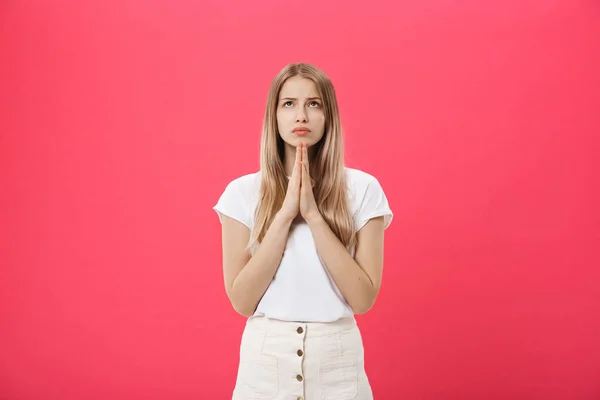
top-left (344, 167), bottom-right (379, 186)
top-left (222, 171), bottom-right (262, 194)
top-left (344, 167), bottom-right (383, 199)
top-left (214, 171), bottom-right (262, 209)
top-left (214, 171), bottom-right (261, 229)
top-left (344, 167), bottom-right (393, 230)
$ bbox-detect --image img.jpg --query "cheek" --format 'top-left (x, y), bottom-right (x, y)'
top-left (312, 112), bottom-right (325, 129)
top-left (276, 111), bottom-right (285, 130)
top-left (277, 109), bottom-right (291, 124)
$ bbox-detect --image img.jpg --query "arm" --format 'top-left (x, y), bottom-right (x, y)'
top-left (306, 214), bottom-right (386, 314)
top-left (219, 146), bottom-right (303, 317)
top-left (298, 145), bottom-right (387, 314)
top-left (220, 212), bottom-right (294, 317)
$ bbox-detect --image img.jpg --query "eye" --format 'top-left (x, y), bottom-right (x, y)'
top-left (309, 101), bottom-right (321, 107)
top-left (282, 101), bottom-right (293, 107)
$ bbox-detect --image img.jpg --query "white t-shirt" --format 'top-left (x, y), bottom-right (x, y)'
top-left (213, 167), bottom-right (393, 323)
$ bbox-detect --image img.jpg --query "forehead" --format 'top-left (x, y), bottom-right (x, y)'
top-left (279, 76), bottom-right (319, 98)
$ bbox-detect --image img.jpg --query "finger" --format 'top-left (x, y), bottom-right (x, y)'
top-left (302, 155), bottom-right (311, 191)
top-left (295, 144), bottom-right (301, 168)
top-left (296, 143), bottom-right (302, 163)
top-left (303, 145), bottom-right (309, 168)
top-left (296, 145), bottom-right (303, 175)
top-left (291, 146), bottom-right (302, 185)
top-left (302, 145), bottom-right (315, 187)
top-left (304, 146), bottom-right (314, 185)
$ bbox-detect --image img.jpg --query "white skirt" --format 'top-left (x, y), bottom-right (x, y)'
top-left (232, 315), bottom-right (374, 400)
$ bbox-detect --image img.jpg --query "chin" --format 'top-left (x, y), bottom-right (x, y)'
top-left (296, 135), bottom-right (320, 146)
top-left (282, 136), bottom-right (305, 146)
top-left (283, 134), bottom-right (322, 148)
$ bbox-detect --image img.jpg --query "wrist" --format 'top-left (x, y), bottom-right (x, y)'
top-left (305, 212), bottom-right (325, 227)
top-left (274, 211), bottom-right (296, 226)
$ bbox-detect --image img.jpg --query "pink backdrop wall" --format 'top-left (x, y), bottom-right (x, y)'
top-left (1, 1), bottom-right (599, 399)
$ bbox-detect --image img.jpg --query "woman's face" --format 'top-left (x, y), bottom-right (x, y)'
top-left (276, 76), bottom-right (326, 149)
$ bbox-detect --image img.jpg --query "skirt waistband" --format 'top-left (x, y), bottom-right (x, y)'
top-left (245, 315), bottom-right (357, 338)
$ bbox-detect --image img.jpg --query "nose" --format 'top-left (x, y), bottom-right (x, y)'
top-left (296, 107), bottom-right (308, 123)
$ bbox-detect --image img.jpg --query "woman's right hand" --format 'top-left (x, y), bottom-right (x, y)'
top-left (278, 144), bottom-right (302, 222)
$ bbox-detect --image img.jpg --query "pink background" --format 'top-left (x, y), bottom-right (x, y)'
top-left (1, 1), bottom-right (599, 399)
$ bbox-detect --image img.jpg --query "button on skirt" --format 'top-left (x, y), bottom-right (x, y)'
top-left (232, 315), bottom-right (373, 400)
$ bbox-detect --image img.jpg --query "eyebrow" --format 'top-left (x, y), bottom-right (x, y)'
top-left (279, 97), bottom-right (322, 101)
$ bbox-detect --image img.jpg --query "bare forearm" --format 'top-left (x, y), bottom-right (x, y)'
top-left (229, 213), bottom-right (293, 316)
top-left (307, 215), bottom-right (377, 314)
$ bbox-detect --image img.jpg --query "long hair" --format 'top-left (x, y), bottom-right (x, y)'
top-left (248, 63), bottom-right (357, 251)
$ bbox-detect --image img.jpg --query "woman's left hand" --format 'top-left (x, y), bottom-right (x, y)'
top-left (300, 143), bottom-right (321, 223)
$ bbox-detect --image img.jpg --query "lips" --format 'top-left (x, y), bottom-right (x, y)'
top-left (293, 127), bottom-right (311, 136)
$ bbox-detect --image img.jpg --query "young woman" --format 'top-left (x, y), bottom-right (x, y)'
top-left (213, 63), bottom-right (393, 400)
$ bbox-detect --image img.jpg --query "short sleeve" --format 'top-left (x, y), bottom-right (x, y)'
top-left (355, 178), bottom-right (393, 231)
top-left (213, 179), bottom-right (252, 229)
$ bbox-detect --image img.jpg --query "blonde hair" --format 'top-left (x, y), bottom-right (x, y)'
top-left (249, 63), bottom-right (356, 251)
